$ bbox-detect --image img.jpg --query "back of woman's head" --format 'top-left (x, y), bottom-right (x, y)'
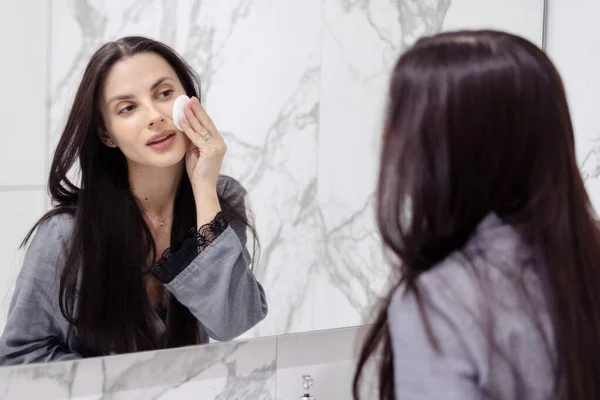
top-left (355, 30), bottom-right (600, 399)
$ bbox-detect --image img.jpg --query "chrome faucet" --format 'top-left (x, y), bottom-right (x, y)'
top-left (301, 374), bottom-right (315, 399)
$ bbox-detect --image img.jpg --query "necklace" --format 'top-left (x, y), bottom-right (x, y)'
top-left (143, 209), bottom-right (174, 227)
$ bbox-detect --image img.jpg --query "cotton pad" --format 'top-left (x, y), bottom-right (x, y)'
top-left (173, 95), bottom-right (190, 130)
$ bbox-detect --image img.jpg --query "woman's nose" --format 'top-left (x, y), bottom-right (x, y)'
top-left (147, 109), bottom-right (166, 128)
top-left (148, 116), bottom-right (165, 128)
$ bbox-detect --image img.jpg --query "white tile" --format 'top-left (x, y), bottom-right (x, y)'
top-left (0, 0), bottom-right (48, 185)
top-left (0, 190), bottom-right (48, 332)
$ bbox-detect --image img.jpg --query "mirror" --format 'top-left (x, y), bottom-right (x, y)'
top-left (0, 0), bottom-right (545, 364)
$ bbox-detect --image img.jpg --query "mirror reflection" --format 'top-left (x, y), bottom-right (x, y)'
top-left (0, 0), bottom-right (545, 366)
top-left (0, 38), bottom-right (267, 364)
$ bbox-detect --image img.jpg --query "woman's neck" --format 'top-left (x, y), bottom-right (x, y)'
top-left (128, 161), bottom-right (185, 219)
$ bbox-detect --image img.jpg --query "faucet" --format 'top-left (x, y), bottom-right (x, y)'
top-left (301, 374), bottom-right (315, 399)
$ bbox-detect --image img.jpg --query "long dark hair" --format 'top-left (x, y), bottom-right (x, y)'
top-left (354, 30), bottom-right (600, 399)
top-left (23, 36), bottom-right (258, 356)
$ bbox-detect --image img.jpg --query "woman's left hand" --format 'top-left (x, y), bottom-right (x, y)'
top-left (178, 96), bottom-right (227, 191)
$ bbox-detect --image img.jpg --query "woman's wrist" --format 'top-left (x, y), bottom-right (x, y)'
top-left (193, 184), bottom-right (222, 227)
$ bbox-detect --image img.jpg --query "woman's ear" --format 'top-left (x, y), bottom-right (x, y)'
top-left (98, 129), bottom-right (118, 148)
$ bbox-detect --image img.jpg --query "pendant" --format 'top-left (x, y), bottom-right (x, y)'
top-left (160, 221), bottom-right (164, 226)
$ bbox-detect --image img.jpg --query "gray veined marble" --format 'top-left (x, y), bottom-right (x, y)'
top-left (580, 137), bottom-right (600, 181)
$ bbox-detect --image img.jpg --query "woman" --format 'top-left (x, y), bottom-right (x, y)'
top-left (353, 30), bottom-right (600, 399)
top-left (0, 37), bottom-right (268, 364)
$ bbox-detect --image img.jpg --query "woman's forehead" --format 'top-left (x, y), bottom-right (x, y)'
top-left (102, 53), bottom-right (179, 98)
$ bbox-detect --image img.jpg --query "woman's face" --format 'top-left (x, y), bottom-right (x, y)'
top-left (99, 52), bottom-right (191, 168)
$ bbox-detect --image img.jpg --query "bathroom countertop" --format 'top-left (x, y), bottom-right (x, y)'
top-left (0, 325), bottom-right (369, 399)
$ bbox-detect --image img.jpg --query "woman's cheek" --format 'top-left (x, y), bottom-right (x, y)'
top-left (114, 116), bottom-right (143, 142)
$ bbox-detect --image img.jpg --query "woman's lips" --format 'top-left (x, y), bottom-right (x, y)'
top-left (146, 133), bottom-right (176, 150)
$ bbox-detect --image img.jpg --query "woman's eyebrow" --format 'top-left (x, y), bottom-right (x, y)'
top-left (107, 76), bottom-right (175, 105)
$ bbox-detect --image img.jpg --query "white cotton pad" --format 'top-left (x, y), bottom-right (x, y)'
top-left (173, 95), bottom-right (190, 130)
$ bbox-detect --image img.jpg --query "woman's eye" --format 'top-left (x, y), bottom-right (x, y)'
top-left (119, 105), bottom-right (135, 114)
top-left (159, 90), bottom-right (173, 98)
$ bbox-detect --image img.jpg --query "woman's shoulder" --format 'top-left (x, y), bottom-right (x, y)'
top-left (40, 211), bottom-right (75, 233)
top-left (388, 212), bottom-right (549, 348)
top-left (409, 213), bottom-right (531, 299)
top-left (18, 212), bottom-right (75, 285)
top-left (387, 216), bottom-right (555, 400)
top-left (30, 211), bottom-right (75, 249)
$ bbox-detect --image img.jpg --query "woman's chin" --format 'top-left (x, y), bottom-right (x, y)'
top-left (149, 153), bottom-right (186, 168)
top-left (131, 150), bottom-right (186, 169)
